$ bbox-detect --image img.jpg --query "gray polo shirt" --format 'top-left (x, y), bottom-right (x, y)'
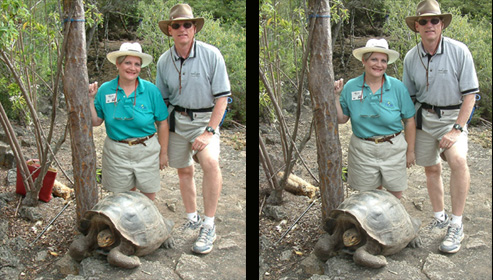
top-left (402, 36), bottom-right (479, 106)
top-left (156, 40), bottom-right (231, 109)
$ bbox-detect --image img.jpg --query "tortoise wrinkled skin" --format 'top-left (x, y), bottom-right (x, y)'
top-left (69, 191), bottom-right (174, 268)
top-left (314, 190), bottom-right (421, 268)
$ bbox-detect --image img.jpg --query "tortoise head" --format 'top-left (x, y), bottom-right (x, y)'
top-left (97, 229), bottom-right (115, 247)
top-left (342, 227), bottom-right (361, 247)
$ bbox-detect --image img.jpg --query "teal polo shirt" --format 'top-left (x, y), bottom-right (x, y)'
top-left (94, 76), bottom-right (168, 141)
top-left (340, 73), bottom-right (415, 138)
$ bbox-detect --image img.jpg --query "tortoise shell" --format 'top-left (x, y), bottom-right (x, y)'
top-left (328, 190), bottom-right (419, 255)
top-left (82, 191), bottom-right (172, 255)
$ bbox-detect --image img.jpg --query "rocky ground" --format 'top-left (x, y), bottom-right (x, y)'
top-left (0, 108), bottom-right (246, 279)
top-left (259, 101), bottom-right (492, 279)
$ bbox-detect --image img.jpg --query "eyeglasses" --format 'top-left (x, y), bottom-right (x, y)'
top-left (171, 22), bottom-right (193, 30)
top-left (417, 18), bottom-right (440, 26)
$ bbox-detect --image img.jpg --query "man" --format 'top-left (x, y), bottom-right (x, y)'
top-left (155, 4), bottom-right (230, 255)
top-left (403, 0), bottom-right (479, 254)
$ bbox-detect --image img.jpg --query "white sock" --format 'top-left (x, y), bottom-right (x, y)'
top-left (450, 214), bottom-right (462, 226)
top-left (187, 212), bottom-right (199, 222)
top-left (434, 210), bottom-right (446, 221)
top-left (203, 215), bottom-right (215, 228)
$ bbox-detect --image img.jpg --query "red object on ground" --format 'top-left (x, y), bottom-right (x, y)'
top-left (16, 159), bottom-right (57, 202)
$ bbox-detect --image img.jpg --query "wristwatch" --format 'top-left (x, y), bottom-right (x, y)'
top-left (205, 126), bottom-right (215, 135)
top-left (453, 123), bottom-right (463, 132)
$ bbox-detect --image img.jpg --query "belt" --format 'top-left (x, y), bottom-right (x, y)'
top-left (417, 102), bottom-right (462, 129)
top-left (168, 104), bottom-right (214, 132)
top-left (361, 131), bottom-right (401, 144)
top-left (115, 134), bottom-right (154, 146)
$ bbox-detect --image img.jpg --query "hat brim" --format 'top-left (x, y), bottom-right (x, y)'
top-left (352, 47), bottom-right (400, 64)
top-left (405, 13), bottom-right (452, 32)
top-left (158, 18), bottom-right (204, 36)
top-left (107, 51), bottom-right (153, 68)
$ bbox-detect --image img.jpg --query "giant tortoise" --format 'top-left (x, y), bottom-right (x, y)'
top-left (314, 190), bottom-right (421, 268)
top-left (69, 191), bottom-right (174, 268)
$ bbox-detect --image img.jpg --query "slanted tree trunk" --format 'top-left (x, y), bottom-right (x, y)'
top-left (62, 0), bottom-right (98, 225)
top-left (308, 0), bottom-right (344, 232)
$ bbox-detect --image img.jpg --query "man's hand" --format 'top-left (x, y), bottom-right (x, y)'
top-left (191, 131), bottom-right (213, 152)
top-left (439, 129), bottom-right (461, 149)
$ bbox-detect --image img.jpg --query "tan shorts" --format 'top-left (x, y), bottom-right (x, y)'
top-left (347, 133), bottom-right (408, 192)
top-left (168, 108), bottom-right (220, 169)
top-left (101, 135), bottom-right (161, 193)
top-left (415, 107), bottom-right (468, 167)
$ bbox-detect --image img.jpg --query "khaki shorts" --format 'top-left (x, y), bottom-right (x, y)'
top-left (347, 133), bottom-right (408, 192)
top-left (168, 108), bottom-right (220, 169)
top-left (102, 135), bottom-right (161, 193)
top-left (415, 107), bottom-right (468, 167)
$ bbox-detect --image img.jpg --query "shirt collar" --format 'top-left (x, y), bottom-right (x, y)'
top-left (360, 73), bottom-right (391, 91)
top-left (114, 76), bottom-right (144, 95)
top-left (418, 36), bottom-right (444, 57)
top-left (172, 40), bottom-right (197, 61)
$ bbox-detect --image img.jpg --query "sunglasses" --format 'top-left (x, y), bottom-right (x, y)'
top-left (171, 22), bottom-right (194, 30)
top-left (417, 18), bottom-right (441, 26)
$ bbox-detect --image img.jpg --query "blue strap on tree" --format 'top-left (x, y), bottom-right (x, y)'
top-left (219, 97), bottom-right (233, 127)
top-left (467, 94), bottom-right (481, 124)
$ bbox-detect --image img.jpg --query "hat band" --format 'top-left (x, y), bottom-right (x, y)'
top-left (171, 15), bottom-right (193, 20)
top-left (418, 11), bottom-right (440, 16)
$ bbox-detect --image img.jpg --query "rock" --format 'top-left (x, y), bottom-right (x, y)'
top-left (19, 206), bottom-right (43, 222)
top-left (56, 254), bottom-right (79, 276)
top-left (465, 237), bottom-right (487, 249)
top-left (423, 253), bottom-right (466, 279)
top-left (300, 252), bottom-right (324, 275)
top-left (218, 238), bottom-right (240, 250)
top-left (280, 250), bottom-right (292, 261)
top-left (263, 205), bottom-right (287, 221)
top-left (175, 253), bottom-right (216, 280)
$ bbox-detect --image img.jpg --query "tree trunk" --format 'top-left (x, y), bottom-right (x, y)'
top-left (62, 0), bottom-right (98, 225)
top-left (308, 0), bottom-right (344, 232)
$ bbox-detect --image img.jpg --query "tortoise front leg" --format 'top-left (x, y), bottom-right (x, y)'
top-left (314, 228), bottom-right (344, 261)
top-left (68, 225), bottom-right (100, 261)
top-left (107, 241), bottom-right (140, 269)
top-left (353, 241), bottom-right (387, 268)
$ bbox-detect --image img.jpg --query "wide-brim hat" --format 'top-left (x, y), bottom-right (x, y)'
top-left (107, 42), bottom-right (153, 68)
top-left (405, 0), bottom-right (452, 32)
top-left (158, 4), bottom-right (204, 36)
top-left (352, 39), bottom-right (400, 64)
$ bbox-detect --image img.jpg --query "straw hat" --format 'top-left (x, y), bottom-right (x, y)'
top-left (405, 0), bottom-right (452, 33)
top-left (158, 4), bottom-right (204, 36)
top-left (352, 39), bottom-right (400, 64)
top-left (106, 42), bottom-right (153, 68)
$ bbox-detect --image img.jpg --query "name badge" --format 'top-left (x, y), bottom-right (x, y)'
top-left (105, 94), bottom-right (116, 103)
top-left (351, 91), bottom-right (363, 101)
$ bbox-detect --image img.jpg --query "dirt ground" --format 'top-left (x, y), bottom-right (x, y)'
top-left (259, 102), bottom-right (492, 279)
top-left (0, 106), bottom-right (246, 279)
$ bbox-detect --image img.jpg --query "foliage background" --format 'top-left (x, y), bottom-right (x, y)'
top-left (259, 0), bottom-right (492, 124)
top-left (0, 0), bottom-right (246, 126)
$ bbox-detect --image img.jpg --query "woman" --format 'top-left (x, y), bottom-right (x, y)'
top-left (88, 42), bottom-right (169, 201)
top-left (334, 38), bottom-right (415, 199)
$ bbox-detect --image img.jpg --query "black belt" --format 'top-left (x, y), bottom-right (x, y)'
top-left (168, 104), bottom-right (214, 132)
top-left (416, 102), bottom-right (462, 130)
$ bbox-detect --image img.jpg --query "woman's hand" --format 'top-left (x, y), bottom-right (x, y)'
top-left (334, 78), bottom-right (344, 95)
top-left (89, 82), bottom-right (98, 99)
